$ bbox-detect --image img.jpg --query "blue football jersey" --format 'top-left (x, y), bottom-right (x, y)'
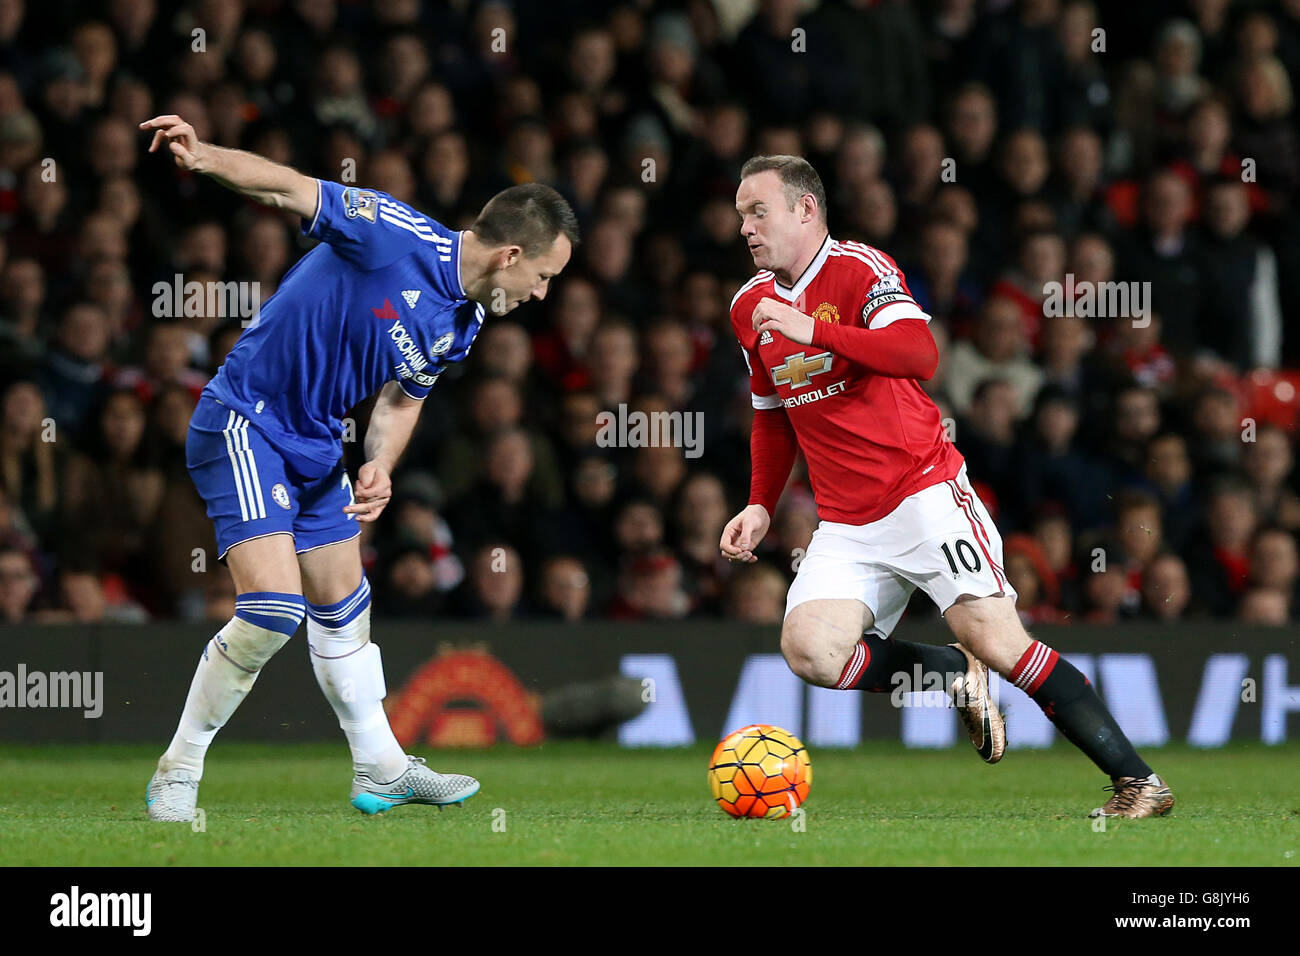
top-left (204, 180), bottom-right (485, 478)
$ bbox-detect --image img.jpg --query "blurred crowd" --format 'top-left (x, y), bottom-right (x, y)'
top-left (1, 0), bottom-right (1300, 629)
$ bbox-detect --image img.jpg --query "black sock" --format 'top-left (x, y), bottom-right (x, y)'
top-left (1010, 640), bottom-right (1152, 780)
top-left (835, 637), bottom-right (967, 693)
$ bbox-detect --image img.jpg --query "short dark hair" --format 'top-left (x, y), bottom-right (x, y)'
top-left (471, 183), bottom-right (580, 258)
top-left (739, 154), bottom-right (828, 224)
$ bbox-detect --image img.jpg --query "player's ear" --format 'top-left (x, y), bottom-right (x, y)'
top-left (498, 244), bottom-right (523, 270)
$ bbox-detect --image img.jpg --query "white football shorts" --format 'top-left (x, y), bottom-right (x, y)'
top-left (785, 464), bottom-right (1017, 637)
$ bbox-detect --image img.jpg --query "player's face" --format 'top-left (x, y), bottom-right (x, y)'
top-left (494, 234), bottom-right (573, 314)
top-left (736, 171), bottom-right (803, 274)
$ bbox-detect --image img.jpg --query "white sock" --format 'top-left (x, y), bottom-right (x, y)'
top-left (158, 601), bottom-right (301, 776)
top-left (306, 581), bottom-right (407, 782)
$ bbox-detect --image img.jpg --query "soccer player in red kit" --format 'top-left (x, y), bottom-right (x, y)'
top-left (719, 155), bottom-right (1174, 819)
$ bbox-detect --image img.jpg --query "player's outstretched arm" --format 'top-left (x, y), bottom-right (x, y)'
top-left (720, 403), bottom-right (796, 563)
top-left (809, 318), bottom-right (939, 380)
top-left (347, 382), bottom-right (424, 522)
top-left (720, 505), bottom-right (771, 564)
top-left (752, 297), bottom-right (937, 380)
top-left (140, 114), bottom-right (319, 220)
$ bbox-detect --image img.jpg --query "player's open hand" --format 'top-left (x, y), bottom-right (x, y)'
top-left (140, 115), bottom-right (207, 171)
top-left (347, 462), bottom-right (392, 523)
top-left (720, 504), bottom-right (771, 563)
top-left (752, 297), bottom-right (814, 345)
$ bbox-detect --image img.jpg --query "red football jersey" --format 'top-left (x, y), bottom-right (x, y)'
top-left (731, 236), bottom-right (964, 525)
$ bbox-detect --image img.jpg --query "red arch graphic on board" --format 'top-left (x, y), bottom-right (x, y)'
top-left (386, 648), bottom-right (544, 748)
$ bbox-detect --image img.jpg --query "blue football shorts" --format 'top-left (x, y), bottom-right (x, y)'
top-left (187, 395), bottom-right (360, 560)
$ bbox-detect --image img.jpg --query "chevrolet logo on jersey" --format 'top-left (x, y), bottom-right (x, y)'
top-left (771, 351), bottom-right (833, 389)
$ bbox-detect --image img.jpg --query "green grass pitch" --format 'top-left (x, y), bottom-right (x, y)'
top-left (0, 741), bottom-right (1295, 866)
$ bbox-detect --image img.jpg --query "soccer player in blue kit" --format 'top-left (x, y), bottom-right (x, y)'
top-left (139, 114), bottom-right (576, 821)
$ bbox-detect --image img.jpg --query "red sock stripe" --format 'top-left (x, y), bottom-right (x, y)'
top-left (1010, 640), bottom-right (1059, 695)
top-left (946, 480), bottom-right (1007, 589)
top-left (835, 640), bottom-right (870, 690)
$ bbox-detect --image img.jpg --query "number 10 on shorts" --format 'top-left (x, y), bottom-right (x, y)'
top-left (940, 538), bottom-right (982, 577)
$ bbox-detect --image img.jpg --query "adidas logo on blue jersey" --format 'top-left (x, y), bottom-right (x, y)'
top-left (402, 290), bottom-right (421, 309)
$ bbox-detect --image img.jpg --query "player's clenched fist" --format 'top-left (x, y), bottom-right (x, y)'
top-left (347, 461), bottom-right (392, 522)
top-left (140, 115), bottom-right (207, 171)
top-left (752, 297), bottom-right (814, 345)
top-left (719, 504), bottom-right (771, 563)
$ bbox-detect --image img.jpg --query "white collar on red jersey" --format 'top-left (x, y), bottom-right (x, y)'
top-left (771, 234), bottom-right (833, 303)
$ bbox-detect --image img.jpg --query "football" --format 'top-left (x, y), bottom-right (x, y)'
top-left (708, 724), bottom-right (812, 819)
